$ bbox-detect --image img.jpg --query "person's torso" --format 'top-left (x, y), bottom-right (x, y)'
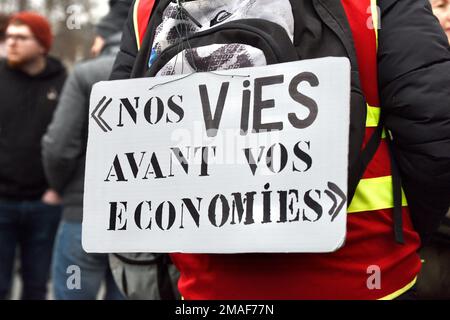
top-left (0, 58), bottom-right (66, 200)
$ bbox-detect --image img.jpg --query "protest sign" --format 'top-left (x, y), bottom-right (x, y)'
top-left (83, 57), bottom-right (351, 253)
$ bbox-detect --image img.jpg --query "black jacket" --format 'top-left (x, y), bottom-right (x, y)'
top-left (0, 57), bottom-right (66, 200)
top-left (110, 0), bottom-right (450, 240)
top-left (377, 0), bottom-right (450, 240)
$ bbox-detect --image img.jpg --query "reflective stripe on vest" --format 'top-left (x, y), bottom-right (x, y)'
top-left (366, 105), bottom-right (380, 128)
top-left (366, 104), bottom-right (387, 138)
top-left (348, 176), bottom-right (408, 213)
top-left (133, 0), bottom-right (406, 213)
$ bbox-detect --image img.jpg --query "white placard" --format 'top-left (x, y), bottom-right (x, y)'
top-left (83, 57), bottom-right (351, 253)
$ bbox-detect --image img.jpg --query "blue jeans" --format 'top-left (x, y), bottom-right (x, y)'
top-left (52, 221), bottom-right (124, 300)
top-left (0, 200), bottom-right (62, 300)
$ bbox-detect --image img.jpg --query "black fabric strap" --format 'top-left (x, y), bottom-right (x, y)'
top-left (348, 116), bottom-right (385, 204)
top-left (347, 114), bottom-right (405, 244)
top-left (121, 268), bottom-right (129, 296)
top-left (386, 134), bottom-right (405, 244)
top-left (157, 255), bottom-right (177, 300)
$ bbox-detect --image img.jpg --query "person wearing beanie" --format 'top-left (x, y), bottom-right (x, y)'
top-left (41, 1), bottom-right (132, 300)
top-left (0, 12), bottom-right (66, 300)
top-left (5, 12), bottom-right (54, 73)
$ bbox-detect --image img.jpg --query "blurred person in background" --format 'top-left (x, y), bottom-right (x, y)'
top-left (41, 0), bottom-right (132, 300)
top-left (0, 14), bottom-right (10, 58)
top-left (415, 0), bottom-right (450, 300)
top-left (0, 12), bottom-right (66, 300)
top-left (91, 0), bottom-right (132, 57)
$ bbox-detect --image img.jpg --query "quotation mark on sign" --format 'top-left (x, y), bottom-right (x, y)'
top-left (325, 182), bottom-right (347, 222)
top-left (92, 96), bottom-right (113, 132)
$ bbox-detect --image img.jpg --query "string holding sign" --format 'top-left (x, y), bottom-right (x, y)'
top-left (149, 71), bottom-right (250, 91)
